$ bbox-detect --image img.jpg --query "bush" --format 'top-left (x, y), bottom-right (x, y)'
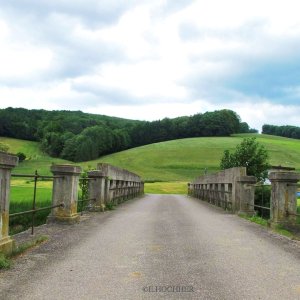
top-left (254, 185), bottom-right (271, 219)
top-left (0, 142), bottom-right (9, 152)
top-left (16, 152), bottom-right (26, 162)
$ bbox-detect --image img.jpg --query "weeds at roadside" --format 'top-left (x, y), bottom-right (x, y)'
top-left (0, 253), bottom-right (11, 269)
top-left (239, 214), bottom-right (268, 227)
top-left (0, 235), bottom-right (48, 270)
top-left (105, 203), bottom-right (116, 210)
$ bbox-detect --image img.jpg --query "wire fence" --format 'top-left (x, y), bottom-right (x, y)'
top-left (9, 171), bottom-right (92, 234)
top-left (10, 170), bottom-right (64, 235)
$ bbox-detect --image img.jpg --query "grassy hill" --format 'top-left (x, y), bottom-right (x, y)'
top-left (2, 133), bottom-right (300, 181)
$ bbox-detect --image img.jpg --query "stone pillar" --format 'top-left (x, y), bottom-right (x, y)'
top-left (48, 165), bottom-right (81, 224)
top-left (104, 178), bottom-right (110, 204)
top-left (236, 176), bottom-right (256, 215)
top-left (87, 170), bottom-right (105, 212)
top-left (269, 172), bottom-right (300, 226)
top-left (0, 152), bottom-right (18, 255)
top-left (220, 184), bottom-right (225, 209)
top-left (187, 183), bottom-right (191, 196)
top-left (141, 182), bottom-right (144, 195)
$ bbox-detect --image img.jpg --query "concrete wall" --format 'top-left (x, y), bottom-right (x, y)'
top-left (0, 160), bottom-right (143, 255)
top-left (269, 171), bottom-right (300, 226)
top-left (96, 163), bottom-right (144, 206)
top-left (188, 167), bottom-right (256, 215)
top-left (189, 167), bottom-right (300, 227)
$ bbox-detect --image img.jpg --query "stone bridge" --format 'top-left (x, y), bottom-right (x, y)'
top-left (0, 152), bottom-right (144, 254)
top-left (1, 152), bottom-right (300, 299)
top-left (188, 166), bottom-right (300, 227)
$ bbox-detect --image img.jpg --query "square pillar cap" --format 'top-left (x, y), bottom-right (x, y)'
top-left (51, 164), bottom-right (81, 175)
top-left (269, 171), bottom-right (300, 182)
top-left (0, 151), bottom-right (18, 168)
top-left (88, 170), bottom-right (105, 178)
top-left (236, 176), bottom-right (256, 183)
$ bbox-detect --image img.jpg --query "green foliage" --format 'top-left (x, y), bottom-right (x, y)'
top-left (12, 235), bottom-right (48, 257)
top-left (0, 253), bottom-right (11, 269)
top-left (263, 124), bottom-right (300, 139)
top-left (79, 171), bottom-right (89, 201)
top-left (0, 142), bottom-right (9, 152)
top-left (2, 133), bottom-right (300, 183)
top-left (254, 185), bottom-right (271, 219)
top-left (0, 107), bottom-right (255, 162)
top-left (220, 137), bottom-right (270, 181)
top-left (16, 152), bottom-right (26, 162)
top-left (240, 214), bottom-right (269, 227)
top-left (0, 235), bottom-right (49, 269)
top-left (105, 202), bottom-right (116, 210)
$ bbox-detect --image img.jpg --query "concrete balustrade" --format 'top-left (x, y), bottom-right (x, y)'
top-left (0, 160), bottom-right (143, 255)
top-left (188, 167), bottom-right (256, 215)
top-left (87, 170), bottom-right (106, 212)
top-left (97, 163), bottom-right (144, 206)
top-left (47, 165), bottom-right (81, 224)
top-left (269, 171), bottom-right (300, 226)
top-left (0, 152), bottom-right (18, 255)
top-left (189, 167), bottom-right (300, 228)
top-left (236, 176), bottom-right (256, 215)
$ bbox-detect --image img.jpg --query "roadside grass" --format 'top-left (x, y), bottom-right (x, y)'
top-left (273, 225), bottom-right (294, 239)
top-left (240, 197), bottom-right (300, 238)
top-left (239, 214), bottom-right (269, 227)
top-left (0, 253), bottom-right (11, 269)
top-left (0, 235), bottom-right (48, 270)
top-left (145, 181), bottom-right (187, 194)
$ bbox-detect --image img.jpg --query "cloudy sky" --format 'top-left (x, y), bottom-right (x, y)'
top-left (0, 0), bottom-right (300, 130)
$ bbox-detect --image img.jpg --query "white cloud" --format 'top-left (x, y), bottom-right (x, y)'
top-left (0, 0), bottom-right (300, 130)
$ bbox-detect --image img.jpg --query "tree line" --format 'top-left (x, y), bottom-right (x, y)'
top-left (262, 124), bottom-right (300, 139)
top-left (0, 107), bottom-right (256, 162)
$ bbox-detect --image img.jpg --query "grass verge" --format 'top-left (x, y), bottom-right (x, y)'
top-left (239, 214), bottom-right (297, 239)
top-left (239, 214), bottom-right (269, 227)
top-left (0, 235), bottom-right (48, 270)
top-left (145, 181), bottom-right (187, 194)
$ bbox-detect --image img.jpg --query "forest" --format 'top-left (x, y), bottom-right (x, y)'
top-left (262, 124), bottom-right (300, 139)
top-left (0, 107), bottom-right (256, 162)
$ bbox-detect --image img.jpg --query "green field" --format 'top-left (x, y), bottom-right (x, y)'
top-left (95, 134), bottom-right (300, 182)
top-left (2, 133), bottom-right (300, 194)
top-left (2, 133), bottom-right (300, 181)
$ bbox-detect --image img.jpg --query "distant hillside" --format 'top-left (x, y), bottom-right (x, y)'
top-left (3, 134), bottom-right (300, 182)
top-left (263, 124), bottom-right (300, 139)
top-left (0, 107), bottom-right (255, 162)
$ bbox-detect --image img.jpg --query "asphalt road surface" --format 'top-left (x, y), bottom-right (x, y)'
top-left (1, 194), bottom-right (300, 299)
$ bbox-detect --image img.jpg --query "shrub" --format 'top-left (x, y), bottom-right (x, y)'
top-left (16, 152), bottom-right (26, 162)
top-left (0, 142), bottom-right (9, 152)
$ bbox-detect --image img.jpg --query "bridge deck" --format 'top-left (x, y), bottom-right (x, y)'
top-left (1, 194), bottom-right (300, 299)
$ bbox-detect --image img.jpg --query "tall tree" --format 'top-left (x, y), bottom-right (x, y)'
top-left (220, 137), bottom-right (270, 182)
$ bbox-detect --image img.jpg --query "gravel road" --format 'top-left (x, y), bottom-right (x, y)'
top-left (1, 194), bottom-right (300, 299)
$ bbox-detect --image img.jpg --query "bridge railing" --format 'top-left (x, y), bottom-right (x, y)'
top-left (0, 151), bottom-right (143, 255)
top-left (188, 167), bottom-right (300, 228)
top-left (188, 167), bottom-right (256, 215)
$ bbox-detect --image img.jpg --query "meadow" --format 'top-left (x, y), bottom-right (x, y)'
top-left (3, 133), bottom-right (300, 181)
